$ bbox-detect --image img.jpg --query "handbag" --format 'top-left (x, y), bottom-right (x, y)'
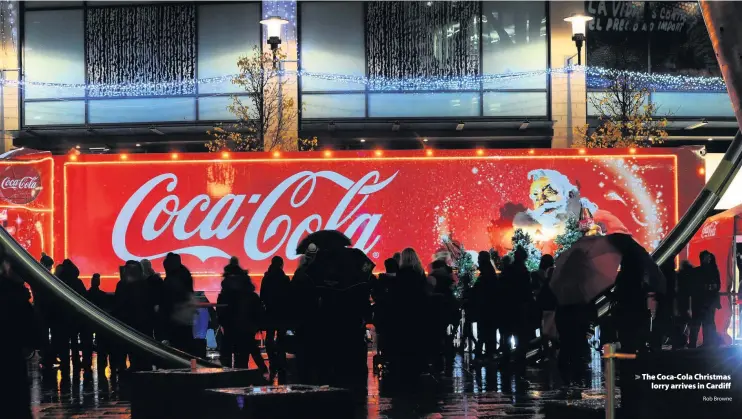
top-left (541, 310), bottom-right (559, 340)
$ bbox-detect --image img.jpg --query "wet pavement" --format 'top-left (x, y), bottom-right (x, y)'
top-left (30, 350), bottom-right (610, 418)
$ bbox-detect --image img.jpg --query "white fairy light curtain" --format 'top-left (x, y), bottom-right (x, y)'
top-left (0, 0), bottom-right (18, 55)
top-left (85, 4), bottom-right (196, 97)
top-left (365, 1), bottom-right (480, 88)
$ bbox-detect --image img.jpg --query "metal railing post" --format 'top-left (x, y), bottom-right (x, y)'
top-left (603, 343), bottom-right (617, 419)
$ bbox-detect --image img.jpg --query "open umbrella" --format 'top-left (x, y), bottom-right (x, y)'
top-left (305, 247), bottom-right (375, 292)
top-left (606, 233), bottom-right (666, 294)
top-left (550, 235), bottom-right (623, 305)
top-left (296, 230), bottom-right (352, 255)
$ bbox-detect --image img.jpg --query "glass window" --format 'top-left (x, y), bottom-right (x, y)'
top-left (368, 93), bottom-right (479, 117)
top-left (651, 92), bottom-right (733, 118)
top-left (302, 94), bottom-right (366, 119)
top-left (482, 1), bottom-right (548, 89)
top-left (587, 1), bottom-right (719, 77)
top-left (23, 10), bottom-right (85, 99)
top-left (24, 101), bottom-right (85, 126)
top-left (587, 91), bottom-right (648, 117)
top-left (648, 2), bottom-right (719, 77)
top-left (483, 92), bottom-right (547, 117)
top-left (366, 1), bottom-right (480, 85)
top-left (86, 2), bottom-right (159, 6)
top-left (198, 3), bottom-right (261, 94)
top-left (586, 92), bottom-right (603, 117)
top-left (198, 96), bottom-right (246, 121)
top-left (24, 1), bottom-right (82, 9)
top-left (586, 1), bottom-right (648, 71)
top-left (300, 2), bottom-right (365, 92)
top-left (88, 98), bottom-right (196, 123)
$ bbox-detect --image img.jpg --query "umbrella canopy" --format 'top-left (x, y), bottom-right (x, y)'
top-left (550, 235), bottom-right (623, 305)
top-left (305, 247), bottom-right (375, 292)
top-left (296, 230), bottom-right (352, 254)
top-left (606, 233), bottom-right (666, 294)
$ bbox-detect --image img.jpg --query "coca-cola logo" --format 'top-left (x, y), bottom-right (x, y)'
top-left (701, 221), bottom-right (718, 239)
top-left (112, 170), bottom-right (398, 263)
top-left (0, 166), bottom-right (42, 204)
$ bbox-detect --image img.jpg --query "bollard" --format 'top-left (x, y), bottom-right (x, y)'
top-left (190, 358), bottom-right (197, 371)
top-left (603, 343), bottom-right (617, 419)
top-left (603, 343), bottom-right (637, 419)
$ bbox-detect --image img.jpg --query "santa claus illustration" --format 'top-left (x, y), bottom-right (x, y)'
top-left (499, 169), bottom-right (629, 254)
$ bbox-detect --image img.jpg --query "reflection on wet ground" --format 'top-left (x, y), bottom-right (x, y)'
top-left (31, 350), bottom-right (609, 418)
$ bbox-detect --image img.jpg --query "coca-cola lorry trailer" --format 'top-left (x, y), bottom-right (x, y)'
top-left (50, 148), bottom-right (703, 294)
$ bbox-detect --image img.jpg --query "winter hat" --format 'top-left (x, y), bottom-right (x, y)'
top-left (40, 253), bottom-right (54, 270)
top-left (163, 252), bottom-right (181, 272)
top-left (141, 259), bottom-right (155, 277)
top-left (61, 259), bottom-right (80, 279)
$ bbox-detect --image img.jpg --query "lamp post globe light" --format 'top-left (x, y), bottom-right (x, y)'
top-left (260, 15), bottom-right (288, 51)
top-left (564, 13), bottom-right (593, 65)
top-left (260, 16), bottom-right (288, 69)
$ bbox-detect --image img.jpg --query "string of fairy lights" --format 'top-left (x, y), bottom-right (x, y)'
top-left (1, 66), bottom-right (727, 97)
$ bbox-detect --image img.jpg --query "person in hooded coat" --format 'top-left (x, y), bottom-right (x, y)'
top-left (673, 261), bottom-right (694, 349)
top-left (141, 259), bottom-right (164, 340)
top-left (500, 247), bottom-right (533, 362)
top-left (428, 258), bottom-right (457, 368)
top-left (54, 259), bottom-right (87, 369)
top-left (162, 252), bottom-right (194, 353)
top-left (261, 255), bottom-right (291, 376)
top-left (653, 259), bottom-right (677, 350)
top-left (34, 253), bottom-right (56, 369)
top-left (689, 251), bottom-right (721, 348)
top-left (372, 258), bottom-right (398, 365)
top-left (473, 251), bottom-right (500, 358)
top-left (0, 255), bottom-right (36, 419)
top-left (385, 248), bottom-right (430, 380)
top-left (217, 258), bottom-right (267, 373)
top-left (83, 273), bottom-right (114, 371)
top-left (115, 260), bottom-right (156, 370)
top-left (291, 244), bottom-right (370, 399)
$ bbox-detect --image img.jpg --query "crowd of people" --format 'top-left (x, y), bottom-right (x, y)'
top-left (372, 246), bottom-right (547, 381)
top-left (31, 253), bottom-right (202, 373)
top-left (0, 237), bottom-right (728, 416)
top-left (28, 252), bottom-right (293, 379)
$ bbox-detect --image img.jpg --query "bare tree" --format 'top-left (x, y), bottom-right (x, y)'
top-left (207, 45), bottom-right (317, 152)
top-left (574, 70), bottom-right (670, 148)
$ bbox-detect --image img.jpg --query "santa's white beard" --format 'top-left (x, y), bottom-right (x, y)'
top-left (527, 202), bottom-right (566, 230)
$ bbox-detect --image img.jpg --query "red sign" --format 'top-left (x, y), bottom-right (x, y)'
top-left (62, 150), bottom-right (691, 289)
top-left (700, 220), bottom-right (719, 239)
top-left (0, 157), bottom-right (54, 260)
top-left (0, 165), bottom-right (42, 205)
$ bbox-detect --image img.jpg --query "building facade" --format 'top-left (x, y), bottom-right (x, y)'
top-left (0, 0), bottom-right (736, 153)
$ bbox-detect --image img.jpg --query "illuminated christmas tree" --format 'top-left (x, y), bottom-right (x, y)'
top-left (508, 229), bottom-right (542, 272)
top-left (440, 236), bottom-right (476, 299)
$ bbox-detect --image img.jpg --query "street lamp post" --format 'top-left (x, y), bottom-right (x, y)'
top-left (260, 16), bottom-right (288, 69)
top-left (564, 14), bottom-right (593, 66)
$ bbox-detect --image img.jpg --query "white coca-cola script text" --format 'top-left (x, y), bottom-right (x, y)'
top-left (112, 170), bottom-right (398, 262)
top-left (701, 221), bottom-right (718, 239)
top-left (1, 176), bottom-right (39, 190)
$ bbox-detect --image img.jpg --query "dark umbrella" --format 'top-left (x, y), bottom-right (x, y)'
top-left (550, 233), bottom-right (667, 306)
top-left (550, 234), bottom-right (623, 306)
top-left (607, 233), bottom-right (666, 294)
top-left (296, 230), bottom-right (352, 255)
top-left (305, 247), bottom-right (375, 292)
